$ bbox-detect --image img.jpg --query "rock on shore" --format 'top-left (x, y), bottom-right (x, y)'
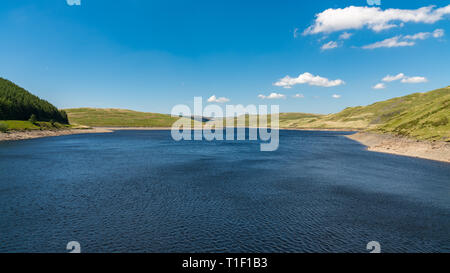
top-left (0, 128), bottom-right (112, 142)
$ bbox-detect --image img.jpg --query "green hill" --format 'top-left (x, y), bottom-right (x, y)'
top-left (65, 108), bottom-right (192, 127)
top-left (218, 113), bottom-right (323, 128)
top-left (0, 78), bottom-right (68, 124)
top-left (280, 86), bottom-right (450, 141)
top-left (64, 87), bottom-right (449, 141)
top-left (374, 87), bottom-right (449, 140)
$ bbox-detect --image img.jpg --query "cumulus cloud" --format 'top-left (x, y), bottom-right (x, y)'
top-left (401, 76), bottom-right (428, 83)
top-left (332, 94), bottom-right (341, 99)
top-left (373, 83), bottom-right (386, 89)
top-left (274, 72), bottom-right (345, 88)
top-left (258, 93), bottom-right (286, 99)
top-left (339, 32), bottom-right (353, 40)
top-left (382, 73), bottom-right (405, 82)
top-left (321, 41), bottom-right (339, 50)
top-left (303, 5), bottom-right (450, 35)
top-left (66, 0), bottom-right (81, 6)
top-left (293, 94), bottom-right (305, 98)
top-left (207, 95), bottom-right (230, 103)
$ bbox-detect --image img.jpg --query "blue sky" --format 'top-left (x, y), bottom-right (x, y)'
top-left (0, 0), bottom-right (449, 114)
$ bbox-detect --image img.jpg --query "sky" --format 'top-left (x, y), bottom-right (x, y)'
top-left (0, 0), bottom-right (449, 114)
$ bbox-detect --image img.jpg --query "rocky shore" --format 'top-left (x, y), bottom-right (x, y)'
top-left (347, 132), bottom-right (450, 163)
top-left (0, 128), bottom-right (113, 142)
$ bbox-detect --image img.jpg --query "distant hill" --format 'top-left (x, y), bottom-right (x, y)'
top-left (64, 87), bottom-right (449, 141)
top-left (0, 78), bottom-right (68, 124)
top-left (219, 113), bottom-right (323, 128)
top-left (280, 86), bottom-right (450, 141)
top-left (65, 108), bottom-right (192, 127)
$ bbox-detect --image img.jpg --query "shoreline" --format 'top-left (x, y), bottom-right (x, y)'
top-left (0, 126), bottom-right (356, 142)
top-left (0, 128), bottom-right (113, 142)
top-left (281, 127), bottom-right (359, 132)
top-left (347, 132), bottom-right (450, 163)
top-left (2, 128), bottom-right (449, 163)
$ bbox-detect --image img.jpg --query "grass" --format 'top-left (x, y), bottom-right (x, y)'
top-left (0, 122), bottom-right (8, 132)
top-left (65, 108), bottom-right (192, 127)
top-left (216, 113), bottom-right (323, 128)
top-left (277, 86), bottom-right (450, 140)
top-left (0, 120), bottom-right (71, 131)
top-left (373, 87), bottom-right (450, 141)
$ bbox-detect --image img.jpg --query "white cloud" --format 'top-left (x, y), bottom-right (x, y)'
top-left (321, 41), bottom-right (339, 50)
top-left (373, 83), bottom-right (386, 89)
top-left (382, 73), bottom-right (405, 82)
top-left (401, 76), bottom-right (428, 83)
top-left (332, 94), bottom-right (341, 99)
top-left (380, 73), bottom-right (427, 84)
top-left (207, 95), bottom-right (230, 103)
top-left (303, 5), bottom-right (450, 35)
top-left (361, 28), bottom-right (444, 49)
top-left (362, 36), bottom-right (415, 49)
top-left (404, 28), bottom-right (445, 40)
top-left (339, 32), bottom-right (353, 40)
top-left (403, 32), bottom-right (430, 40)
top-left (66, 0), bottom-right (81, 6)
top-left (432, 28), bottom-right (445, 38)
top-left (258, 93), bottom-right (286, 99)
top-left (274, 72), bottom-right (345, 88)
top-left (293, 94), bottom-right (305, 98)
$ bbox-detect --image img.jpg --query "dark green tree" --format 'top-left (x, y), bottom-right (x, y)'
top-left (29, 114), bottom-right (37, 124)
top-left (0, 78), bottom-right (69, 124)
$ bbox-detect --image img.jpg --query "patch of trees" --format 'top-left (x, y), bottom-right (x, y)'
top-left (0, 78), bottom-right (69, 124)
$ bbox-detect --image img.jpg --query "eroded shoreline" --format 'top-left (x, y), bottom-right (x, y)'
top-left (0, 128), bottom-right (113, 142)
top-left (347, 132), bottom-right (450, 163)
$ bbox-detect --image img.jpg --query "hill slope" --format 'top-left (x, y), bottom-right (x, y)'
top-left (373, 87), bottom-right (449, 140)
top-left (216, 86), bottom-right (449, 140)
top-left (281, 87), bottom-right (450, 140)
top-left (65, 108), bottom-right (192, 127)
top-left (0, 78), bottom-right (68, 124)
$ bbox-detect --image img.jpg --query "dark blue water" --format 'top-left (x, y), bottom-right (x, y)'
top-left (0, 130), bottom-right (449, 253)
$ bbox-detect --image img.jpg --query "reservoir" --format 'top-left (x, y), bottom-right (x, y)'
top-left (0, 130), bottom-right (449, 252)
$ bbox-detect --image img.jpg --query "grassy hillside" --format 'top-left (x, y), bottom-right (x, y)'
top-left (280, 86), bottom-right (450, 140)
top-left (0, 120), bottom-right (70, 131)
top-left (218, 113), bottom-right (323, 128)
top-left (65, 108), bottom-right (192, 127)
top-left (374, 87), bottom-right (449, 140)
top-left (0, 78), bottom-right (68, 124)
